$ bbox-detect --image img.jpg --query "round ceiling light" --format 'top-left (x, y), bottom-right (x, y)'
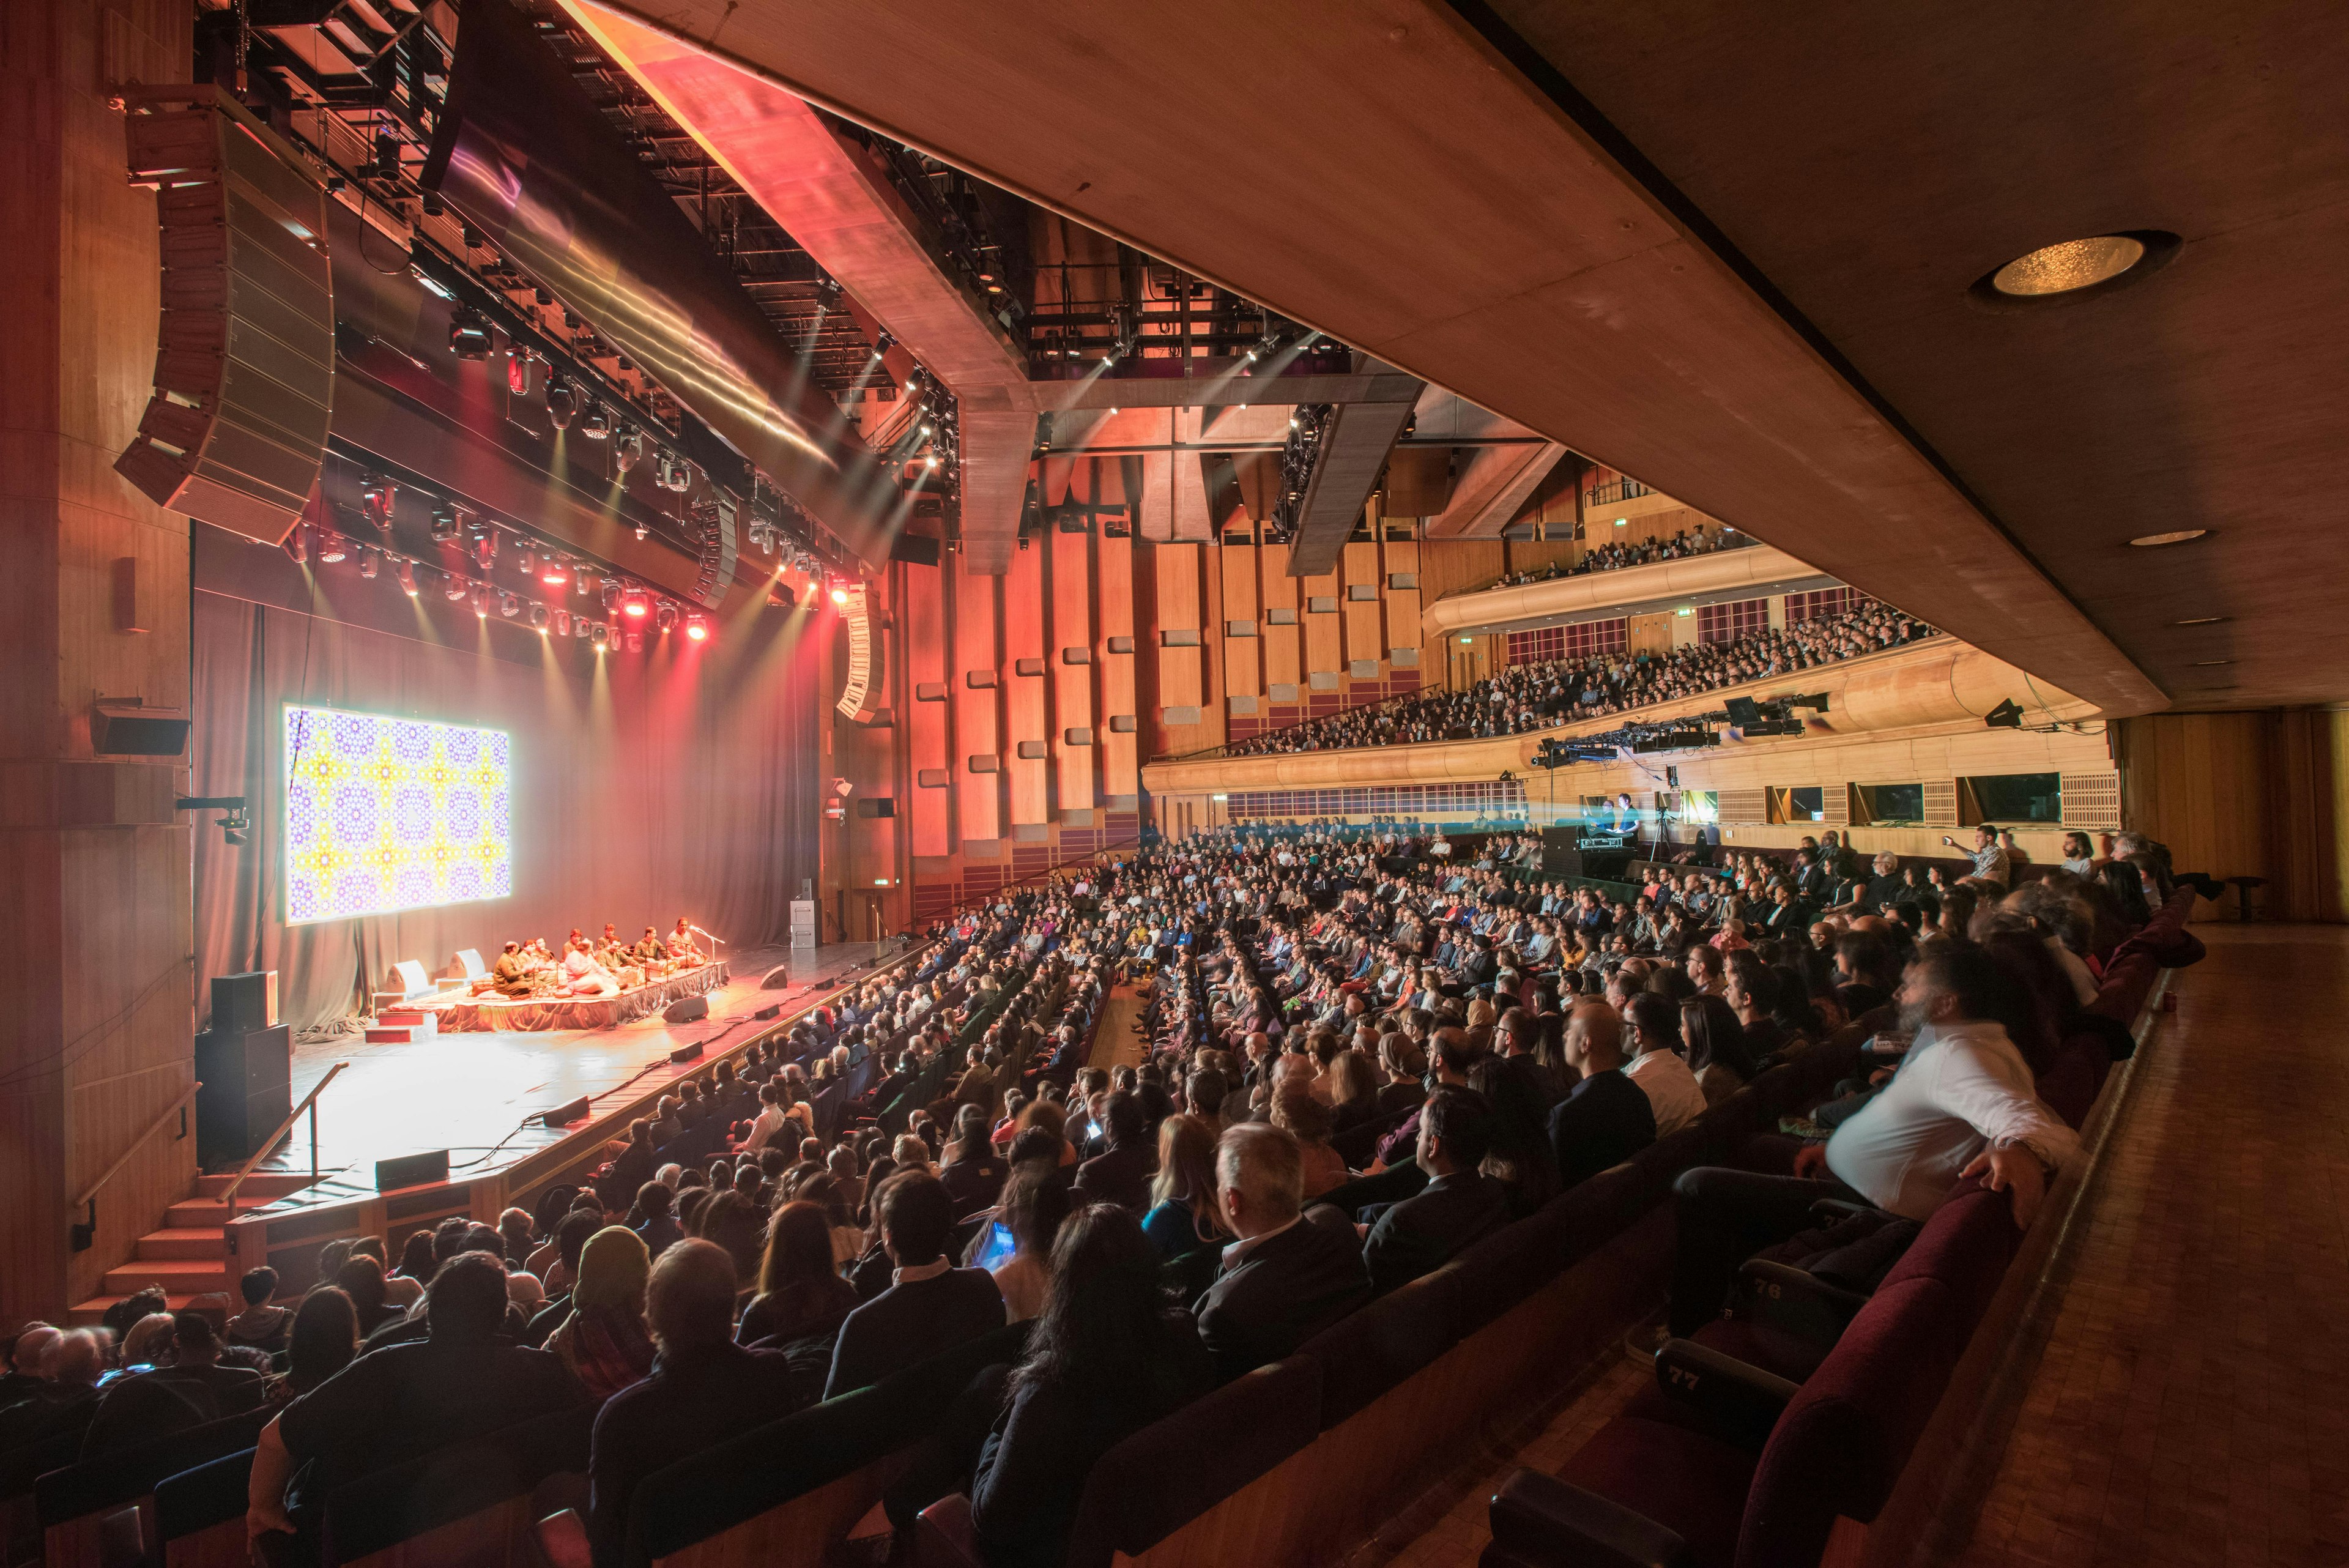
top-left (1992, 236), bottom-right (2144, 297)
top-left (2128, 529), bottom-right (2208, 548)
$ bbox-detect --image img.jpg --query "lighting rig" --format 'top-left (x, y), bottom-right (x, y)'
top-left (1531, 691), bottom-right (1833, 768)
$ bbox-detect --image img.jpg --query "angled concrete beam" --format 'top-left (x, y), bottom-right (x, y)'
top-left (1426, 440), bottom-right (1568, 537)
top-left (1286, 398), bottom-right (1420, 576)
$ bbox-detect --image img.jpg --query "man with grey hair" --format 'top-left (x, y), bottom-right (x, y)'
top-left (1196, 1125), bottom-right (1370, 1380)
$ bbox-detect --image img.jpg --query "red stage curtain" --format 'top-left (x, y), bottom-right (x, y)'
top-left (190, 589), bottom-right (822, 1029)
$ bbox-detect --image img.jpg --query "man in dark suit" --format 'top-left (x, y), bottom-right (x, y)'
top-left (1546, 1003), bottom-right (1657, 1191)
top-left (1360, 1088), bottom-right (1511, 1294)
top-left (825, 1172), bottom-right (1006, 1398)
top-left (1073, 1090), bottom-right (1156, 1212)
top-left (589, 1241), bottom-right (808, 1568)
top-left (1197, 1125), bottom-right (1371, 1380)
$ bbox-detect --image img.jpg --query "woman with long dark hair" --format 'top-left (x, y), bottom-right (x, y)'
top-left (1679, 994), bottom-right (1756, 1105)
top-left (265, 1287), bottom-right (359, 1407)
top-left (969, 1205), bottom-right (1212, 1567)
top-left (737, 1201), bottom-right (858, 1348)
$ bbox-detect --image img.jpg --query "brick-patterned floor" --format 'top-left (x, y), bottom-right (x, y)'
top-left (1382, 924), bottom-right (2349, 1568)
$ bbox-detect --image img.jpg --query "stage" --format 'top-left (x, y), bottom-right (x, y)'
top-left (257, 941), bottom-right (896, 1189)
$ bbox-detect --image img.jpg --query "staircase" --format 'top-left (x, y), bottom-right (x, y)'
top-left (67, 1171), bottom-right (323, 1325)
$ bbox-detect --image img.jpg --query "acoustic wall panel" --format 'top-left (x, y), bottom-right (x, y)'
top-left (1220, 541), bottom-right (1261, 698)
top-left (1005, 544), bottom-right (1049, 825)
top-left (904, 561), bottom-right (951, 856)
top-left (953, 556), bottom-right (1003, 842)
top-left (1097, 533), bottom-right (1139, 800)
top-left (1052, 527), bottom-right (1095, 813)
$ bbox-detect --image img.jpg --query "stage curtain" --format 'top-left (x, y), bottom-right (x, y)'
top-left (191, 590), bottom-right (823, 1029)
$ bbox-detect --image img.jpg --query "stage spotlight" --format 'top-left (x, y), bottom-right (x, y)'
top-left (685, 612), bottom-right (708, 642)
top-left (591, 622), bottom-right (608, 648)
top-left (601, 579), bottom-right (621, 611)
top-left (874, 330), bottom-right (896, 356)
top-left (506, 352), bottom-right (530, 395)
top-left (429, 503), bottom-right (462, 543)
top-left (546, 379), bottom-right (577, 429)
top-left (625, 631), bottom-right (642, 653)
top-left (829, 585), bottom-right (849, 606)
top-left (555, 609), bottom-right (571, 636)
top-left (579, 404), bottom-right (612, 440)
top-left (540, 557), bottom-right (569, 587)
top-left (285, 525), bottom-right (306, 563)
top-left (614, 430), bottom-right (643, 472)
top-left (1985, 698), bottom-right (2025, 729)
top-left (516, 546), bottom-right (535, 578)
top-left (575, 571), bottom-right (595, 597)
top-left (500, 593), bottom-right (519, 618)
top-left (528, 602), bottom-right (547, 630)
top-left (622, 587), bottom-right (649, 619)
top-left (443, 575), bottom-right (468, 603)
top-left (396, 559), bottom-right (417, 596)
top-left (473, 533), bottom-right (496, 569)
top-left (448, 307), bottom-right (493, 360)
top-left (360, 473), bottom-right (396, 528)
top-left (317, 533), bottom-right (347, 564)
top-left (357, 546), bottom-right (379, 579)
top-left (471, 585), bottom-right (488, 618)
top-left (666, 456), bottom-right (694, 494)
top-left (655, 602), bottom-right (678, 633)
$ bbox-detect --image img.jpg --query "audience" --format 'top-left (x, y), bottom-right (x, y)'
top-left (1196, 1126), bottom-right (1371, 1380)
top-left (1546, 1003), bottom-right (1657, 1190)
top-left (1141, 1113), bottom-right (1227, 1261)
top-left (825, 1173), bottom-right (1007, 1398)
top-left (1361, 1087), bottom-right (1510, 1294)
top-left (544, 1227), bottom-right (657, 1403)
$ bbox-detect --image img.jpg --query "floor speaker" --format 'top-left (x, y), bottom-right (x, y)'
top-left (759, 963), bottom-right (792, 990)
top-left (116, 89), bottom-right (334, 545)
top-left (376, 1149), bottom-right (451, 1192)
top-left (194, 1024), bottom-right (291, 1165)
top-left (210, 971), bottom-right (278, 1033)
top-left (664, 996), bottom-right (710, 1024)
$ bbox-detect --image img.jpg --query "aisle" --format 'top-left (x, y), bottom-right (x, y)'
top-left (1087, 983), bottom-right (1148, 1071)
top-left (1953, 925), bottom-right (2349, 1568)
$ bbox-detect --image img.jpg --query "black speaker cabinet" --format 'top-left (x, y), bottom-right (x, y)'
top-left (195, 1024), bottom-right (291, 1165)
top-left (210, 971), bottom-right (278, 1033)
top-left (376, 1149), bottom-right (451, 1193)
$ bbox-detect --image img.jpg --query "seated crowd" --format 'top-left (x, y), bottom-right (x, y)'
top-left (1492, 521), bottom-right (1746, 587)
top-left (0, 818), bottom-right (2180, 1568)
top-left (1228, 601), bottom-right (1937, 755)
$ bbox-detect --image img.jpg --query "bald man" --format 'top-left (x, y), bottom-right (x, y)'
top-left (1546, 1004), bottom-right (1657, 1191)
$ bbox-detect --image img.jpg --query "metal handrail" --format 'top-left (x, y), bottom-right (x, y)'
top-left (70, 1081), bottom-right (201, 1250)
top-left (217, 1060), bottom-right (351, 1214)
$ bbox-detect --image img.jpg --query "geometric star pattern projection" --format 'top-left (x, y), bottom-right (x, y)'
top-left (284, 704), bottom-right (513, 924)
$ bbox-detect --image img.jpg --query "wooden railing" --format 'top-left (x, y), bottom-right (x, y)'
top-left (70, 1080), bottom-right (201, 1251)
top-left (216, 1060), bottom-right (350, 1213)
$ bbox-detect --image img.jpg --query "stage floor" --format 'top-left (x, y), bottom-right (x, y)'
top-left (260, 942), bottom-right (894, 1186)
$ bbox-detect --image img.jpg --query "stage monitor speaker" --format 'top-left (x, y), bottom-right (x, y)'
top-left (669, 1040), bottom-right (705, 1064)
top-left (759, 964), bottom-right (792, 990)
top-left (540, 1096), bottom-right (591, 1129)
top-left (664, 996), bottom-right (710, 1025)
top-left (116, 88), bottom-right (334, 546)
top-left (1724, 696), bottom-right (1762, 727)
top-left (752, 1004), bottom-right (781, 1021)
top-left (195, 1024), bottom-right (291, 1165)
top-left (210, 971), bottom-right (279, 1034)
top-left (376, 1149), bottom-right (450, 1193)
top-left (93, 701), bottom-right (191, 759)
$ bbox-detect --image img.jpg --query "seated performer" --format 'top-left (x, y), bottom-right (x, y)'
top-left (562, 938), bottom-right (621, 998)
top-left (631, 927), bottom-right (669, 975)
top-left (490, 941), bottom-right (532, 997)
top-left (669, 918), bottom-right (705, 967)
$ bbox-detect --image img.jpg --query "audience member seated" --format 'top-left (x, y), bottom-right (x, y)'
top-left (266, 1288), bottom-right (358, 1410)
top-left (1197, 1125), bottom-right (1371, 1381)
top-left (1073, 1090), bottom-right (1157, 1212)
top-left (1546, 1002), bottom-right (1657, 1190)
top-left (1622, 997), bottom-right (1707, 1135)
top-left (1663, 943), bottom-right (2080, 1337)
top-left (226, 1268), bottom-right (292, 1354)
top-left (825, 1172), bottom-right (1008, 1398)
top-left (632, 1181), bottom-right (685, 1259)
top-left (544, 1227), bottom-right (657, 1403)
top-left (969, 1205), bottom-right (1215, 1568)
top-left (941, 1105), bottom-right (1011, 1217)
top-left (588, 1240), bottom-right (806, 1568)
top-left (989, 1164), bottom-right (1074, 1325)
top-left (1141, 1113), bottom-right (1228, 1261)
top-left (249, 1253), bottom-right (587, 1555)
top-left (78, 1312), bottom-right (265, 1457)
top-left (1360, 1087), bottom-right (1511, 1294)
top-left (1269, 1081), bottom-right (1348, 1200)
top-left (737, 1201), bottom-right (859, 1351)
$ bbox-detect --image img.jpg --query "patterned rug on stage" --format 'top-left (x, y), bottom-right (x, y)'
top-left (428, 962), bottom-right (730, 1032)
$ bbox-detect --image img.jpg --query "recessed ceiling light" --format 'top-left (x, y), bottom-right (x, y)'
top-left (1992, 236), bottom-right (2145, 297)
top-left (2175, 615), bottom-right (2228, 625)
top-left (2191, 658), bottom-right (2233, 666)
top-left (2128, 529), bottom-right (2208, 547)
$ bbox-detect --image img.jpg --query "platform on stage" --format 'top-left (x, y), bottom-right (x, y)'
top-left (259, 941), bottom-right (891, 1191)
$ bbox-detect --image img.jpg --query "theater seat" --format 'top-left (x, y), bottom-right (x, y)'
top-left (37, 1408), bottom-right (271, 1568)
top-left (320, 1404), bottom-right (593, 1568)
top-left (154, 1448), bottom-right (258, 1568)
top-left (1298, 1266), bottom-right (1461, 1426)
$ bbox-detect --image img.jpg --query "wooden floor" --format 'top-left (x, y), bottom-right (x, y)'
top-left (1371, 923), bottom-right (2349, 1568)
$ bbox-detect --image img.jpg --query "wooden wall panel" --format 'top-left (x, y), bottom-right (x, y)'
top-left (903, 563), bottom-right (951, 856)
top-left (2117, 710), bottom-right (2349, 923)
top-left (1259, 543), bottom-right (1302, 690)
top-left (1342, 541), bottom-right (1384, 669)
top-left (1004, 546), bottom-right (1048, 825)
top-left (1050, 528), bottom-right (1094, 813)
top-left (1095, 534), bottom-right (1137, 801)
top-left (1382, 537), bottom-right (1422, 667)
top-left (1219, 541), bottom-right (1261, 700)
top-left (952, 559), bottom-right (1002, 844)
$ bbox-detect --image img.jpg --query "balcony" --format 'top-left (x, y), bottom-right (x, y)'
top-left (1422, 541), bottom-right (1833, 640)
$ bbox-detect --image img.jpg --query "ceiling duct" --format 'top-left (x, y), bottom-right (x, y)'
top-left (420, 0), bottom-right (902, 570)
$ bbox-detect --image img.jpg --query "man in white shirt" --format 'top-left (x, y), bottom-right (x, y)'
top-left (1660, 943), bottom-right (2076, 1337)
top-left (1623, 1005), bottom-right (1707, 1135)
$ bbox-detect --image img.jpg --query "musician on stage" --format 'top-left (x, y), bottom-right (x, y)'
top-left (491, 941), bottom-right (532, 997)
top-left (561, 937), bottom-right (621, 997)
top-left (631, 927), bottom-right (669, 972)
top-left (669, 918), bottom-right (705, 966)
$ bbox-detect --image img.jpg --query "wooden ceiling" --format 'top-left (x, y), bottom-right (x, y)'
top-left (579, 0), bottom-right (2345, 714)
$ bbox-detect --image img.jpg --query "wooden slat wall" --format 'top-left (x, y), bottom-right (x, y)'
top-left (952, 557), bottom-right (1001, 845)
top-left (903, 562), bottom-right (951, 856)
top-left (1383, 538), bottom-right (1421, 669)
top-left (2116, 710), bottom-right (2349, 923)
top-left (1004, 545), bottom-right (1048, 826)
top-left (1096, 534), bottom-right (1137, 802)
top-left (1050, 527), bottom-right (1094, 813)
top-left (1153, 544), bottom-right (1213, 755)
top-left (1219, 541), bottom-right (1261, 699)
top-left (1341, 540), bottom-right (1384, 677)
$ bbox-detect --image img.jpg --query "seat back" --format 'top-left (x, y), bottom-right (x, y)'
top-left (1872, 1183), bottom-right (2019, 1351)
top-left (636, 1321), bottom-right (1030, 1568)
top-left (154, 1448), bottom-right (256, 1568)
top-left (1297, 1267), bottom-right (1460, 1427)
top-left (1059, 1356), bottom-right (1323, 1568)
top-left (37, 1408), bottom-right (270, 1568)
top-left (1736, 1276), bottom-right (1959, 1568)
top-left (321, 1405), bottom-right (593, 1568)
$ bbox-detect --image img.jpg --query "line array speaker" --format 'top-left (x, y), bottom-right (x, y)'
top-left (116, 87), bottom-right (334, 545)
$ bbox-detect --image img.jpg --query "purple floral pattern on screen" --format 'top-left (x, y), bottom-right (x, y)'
top-left (284, 705), bottom-right (513, 924)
